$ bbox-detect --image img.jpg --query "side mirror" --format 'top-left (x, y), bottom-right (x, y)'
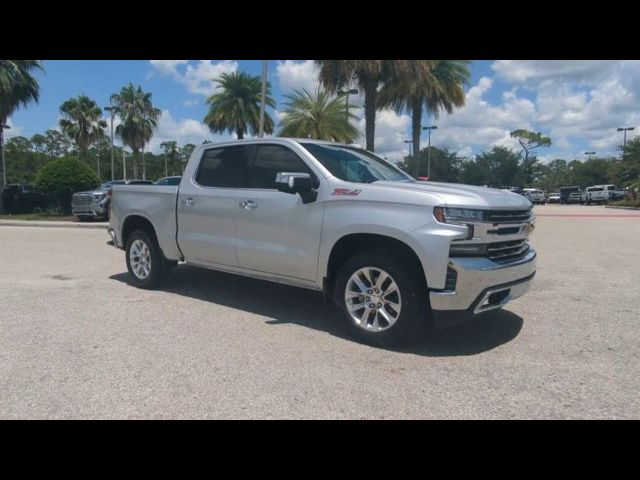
top-left (275, 172), bottom-right (317, 203)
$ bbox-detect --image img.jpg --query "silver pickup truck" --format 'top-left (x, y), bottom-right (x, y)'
top-left (108, 138), bottom-right (536, 345)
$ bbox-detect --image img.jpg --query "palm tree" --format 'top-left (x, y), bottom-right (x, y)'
top-left (278, 86), bottom-right (360, 142)
top-left (0, 60), bottom-right (43, 185)
top-left (378, 60), bottom-right (471, 172)
top-left (110, 83), bottom-right (161, 179)
top-left (204, 71), bottom-right (275, 139)
top-left (58, 95), bottom-right (107, 166)
top-left (316, 60), bottom-right (433, 151)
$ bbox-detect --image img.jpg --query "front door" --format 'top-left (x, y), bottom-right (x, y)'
top-left (235, 144), bottom-right (324, 282)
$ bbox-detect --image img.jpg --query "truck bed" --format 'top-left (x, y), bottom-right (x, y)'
top-left (110, 185), bottom-right (181, 261)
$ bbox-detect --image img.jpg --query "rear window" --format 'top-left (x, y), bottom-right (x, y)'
top-left (196, 145), bottom-right (251, 188)
top-left (587, 187), bottom-right (604, 192)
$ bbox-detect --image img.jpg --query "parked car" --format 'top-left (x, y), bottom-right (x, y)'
top-left (522, 188), bottom-right (546, 204)
top-left (1, 184), bottom-right (48, 213)
top-left (154, 176), bottom-right (182, 186)
top-left (560, 186), bottom-right (581, 204)
top-left (72, 179), bottom-right (153, 221)
top-left (547, 192), bottom-right (561, 204)
top-left (567, 191), bottom-right (585, 204)
top-left (108, 138), bottom-right (536, 345)
top-left (584, 186), bottom-right (608, 205)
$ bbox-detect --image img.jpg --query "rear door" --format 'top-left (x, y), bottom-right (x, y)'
top-left (177, 145), bottom-right (253, 267)
top-left (235, 143), bottom-right (325, 282)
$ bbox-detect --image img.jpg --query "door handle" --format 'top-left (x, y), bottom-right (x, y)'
top-left (239, 200), bottom-right (257, 210)
top-left (182, 197), bottom-right (196, 206)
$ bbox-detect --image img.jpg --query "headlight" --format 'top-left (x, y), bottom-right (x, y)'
top-left (93, 193), bottom-right (106, 201)
top-left (433, 207), bottom-right (485, 223)
top-left (449, 243), bottom-right (487, 256)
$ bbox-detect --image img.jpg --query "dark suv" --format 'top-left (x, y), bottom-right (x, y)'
top-left (71, 179), bottom-right (152, 220)
top-left (1, 184), bottom-right (47, 213)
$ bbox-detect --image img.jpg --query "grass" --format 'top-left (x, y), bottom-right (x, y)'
top-left (608, 198), bottom-right (640, 208)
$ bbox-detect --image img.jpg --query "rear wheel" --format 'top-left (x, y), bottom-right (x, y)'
top-left (125, 230), bottom-right (167, 289)
top-left (334, 250), bottom-right (428, 346)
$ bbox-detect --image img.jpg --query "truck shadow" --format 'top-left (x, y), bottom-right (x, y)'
top-left (109, 264), bottom-right (523, 357)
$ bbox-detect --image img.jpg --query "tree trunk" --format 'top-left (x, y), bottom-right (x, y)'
top-left (236, 128), bottom-right (244, 140)
top-left (133, 149), bottom-right (139, 178)
top-left (142, 145), bottom-right (146, 180)
top-left (411, 96), bottom-right (423, 177)
top-left (363, 80), bottom-right (377, 151)
top-left (0, 125), bottom-right (5, 213)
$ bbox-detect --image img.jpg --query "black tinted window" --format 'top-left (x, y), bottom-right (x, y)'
top-left (196, 146), bottom-right (251, 188)
top-left (251, 145), bottom-right (312, 189)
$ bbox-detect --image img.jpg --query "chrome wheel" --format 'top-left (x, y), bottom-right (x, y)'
top-left (129, 239), bottom-right (151, 280)
top-left (344, 267), bottom-right (402, 332)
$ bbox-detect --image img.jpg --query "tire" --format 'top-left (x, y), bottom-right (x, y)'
top-left (125, 229), bottom-right (167, 289)
top-left (333, 250), bottom-right (428, 346)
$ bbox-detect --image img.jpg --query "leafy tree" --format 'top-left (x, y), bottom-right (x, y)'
top-left (611, 136), bottom-right (640, 186)
top-left (58, 95), bottom-right (107, 167)
top-left (160, 141), bottom-right (179, 177)
top-left (278, 86), bottom-right (360, 142)
top-left (379, 60), bottom-right (470, 174)
top-left (43, 129), bottom-right (74, 157)
top-left (111, 83), bottom-right (161, 179)
top-left (398, 146), bottom-right (463, 182)
top-left (317, 60), bottom-right (429, 151)
top-left (510, 129), bottom-right (551, 184)
top-left (179, 143), bottom-right (196, 174)
top-left (0, 60), bottom-right (43, 186)
top-left (204, 72), bottom-right (275, 139)
top-left (34, 156), bottom-right (100, 212)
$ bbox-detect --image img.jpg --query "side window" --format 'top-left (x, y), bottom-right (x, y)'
top-left (250, 145), bottom-right (312, 189)
top-left (195, 145), bottom-right (251, 188)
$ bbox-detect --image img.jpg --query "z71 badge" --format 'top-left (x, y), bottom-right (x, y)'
top-left (332, 188), bottom-right (361, 196)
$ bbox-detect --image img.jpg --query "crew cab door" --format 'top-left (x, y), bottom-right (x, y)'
top-left (235, 144), bottom-right (325, 282)
top-left (177, 145), bottom-right (252, 267)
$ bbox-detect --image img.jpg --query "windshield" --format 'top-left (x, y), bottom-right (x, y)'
top-left (588, 187), bottom-right (604, 192)
top-left (301, 143), bottom-right (412, 183)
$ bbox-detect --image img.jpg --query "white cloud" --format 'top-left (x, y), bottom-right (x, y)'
top-left (276, 60), bottom-right (320, 95)
top-left (146, 109), bottom-right (233, 152)
top-left (4, 118), bottom-right (23, 139)
top-left (149, 60), bottom-right (238, 96)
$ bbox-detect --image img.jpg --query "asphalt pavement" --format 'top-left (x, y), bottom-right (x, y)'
top-left (1, 204), bottom-right (638, 419)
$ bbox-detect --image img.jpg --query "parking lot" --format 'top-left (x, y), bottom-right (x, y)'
top-left (1, 204), bottom-right (639, 419)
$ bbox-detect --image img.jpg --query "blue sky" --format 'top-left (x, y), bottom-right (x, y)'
top-left (7, 60), bottom-right (640, 163)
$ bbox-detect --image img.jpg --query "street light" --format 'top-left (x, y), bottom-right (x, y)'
top-left (585, 151), bottom-right (596, 161)
top-left (338, 88), bottom-right (359, 122)
top-left (617, 127), bottom-right (635, 160)
top-left (122, 148), bottom-right (128, 181)
top-left (1, 123), bottom-right (10, 186)
top-left (422, 125), bottom-right (438, 179)
top-left (258, 60), bottom-right (268, 138)
top-left (104, 106), bottom-right (116, 181)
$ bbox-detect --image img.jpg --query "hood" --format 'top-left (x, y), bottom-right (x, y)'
top-left (371, 181), bottom-right (533, 210)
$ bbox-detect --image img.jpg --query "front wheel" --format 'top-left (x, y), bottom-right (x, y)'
top-left (125, 230), bottom-right (167, 289)
top-left (334, 251), bottom-right (428, 346)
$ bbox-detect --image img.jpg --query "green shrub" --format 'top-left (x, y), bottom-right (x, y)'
top-left (34, 156), bottom-right (100, 213)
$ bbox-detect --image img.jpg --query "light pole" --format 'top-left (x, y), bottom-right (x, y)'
top-left (422, 125), bottom-right (438, 179)
top-left (338, 88), bottom-right (358, 124)
top-left (585, 151), bottom-right (596, 161)
top-left (403, 140), bottom-right (414, 175)
top-left (104, 106), bottom-right (116, 181)
top-left (617, 127), bottom-right (635, 160)
top-left (258, 60), bottom-right (268, 138)
top-left (1, 123), bottom-right (10, 186)
top-left (122, 148), bottom-right (128, 181)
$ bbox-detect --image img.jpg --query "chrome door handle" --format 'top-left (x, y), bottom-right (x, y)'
top-left (239, 200), bottom-right (257, 210)
top-left (182, 197), bottom-right (195, 206)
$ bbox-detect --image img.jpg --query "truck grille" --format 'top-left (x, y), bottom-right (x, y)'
top-left (487, 239), bottom-right (529, 262)
top-left (486, 209), bottom-right (532, 223)
top-left (72, 194), bottom-right (93, 206)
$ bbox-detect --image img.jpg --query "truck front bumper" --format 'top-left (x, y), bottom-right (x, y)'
top-left (429, 249), bottom-right (536, 329)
